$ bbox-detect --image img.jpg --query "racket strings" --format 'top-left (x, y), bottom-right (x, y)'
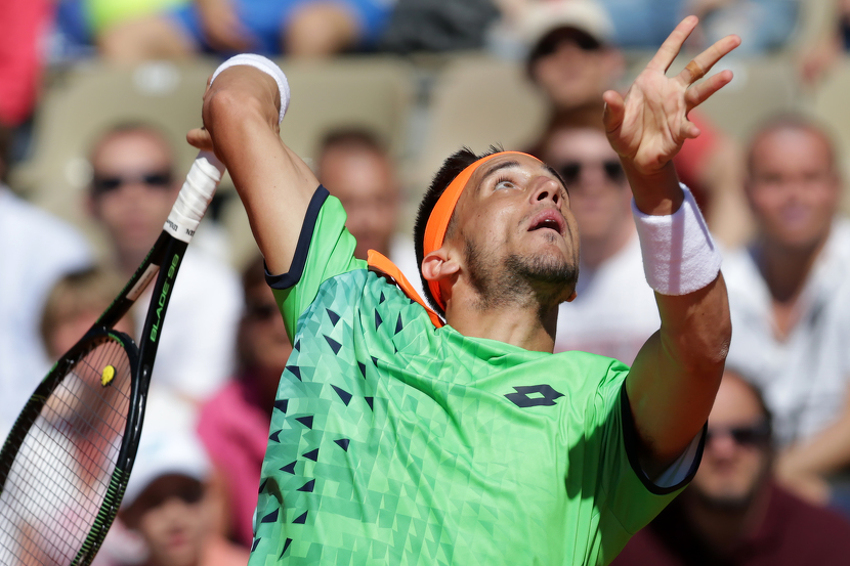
top-left (0, 338), bottom-right (133, 566)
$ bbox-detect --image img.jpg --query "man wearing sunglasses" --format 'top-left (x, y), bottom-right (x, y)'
top-left (537, 125), bottom-right (659, 364)
top-left (86, 122), bottom-right (242, 404)
top-left (521, 0), bottom-right (751, 249)
top-left (612, 370), bottom-right (850, 565)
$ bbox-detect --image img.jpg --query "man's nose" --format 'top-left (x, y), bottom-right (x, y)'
top-left (531, 176), bottom-right (563, 205)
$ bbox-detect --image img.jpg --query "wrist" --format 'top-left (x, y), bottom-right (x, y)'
top-left (623, 161), bottom-right (683, 216)
top-left (210, 54), bottom-right (290, 123)
top-left (633, 185), bottom-right (722, 296)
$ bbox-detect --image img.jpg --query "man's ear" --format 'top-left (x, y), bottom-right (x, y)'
top-left (566, 290), bottom-right (577, 303)
top-left (421, 247), bottom-right (460, 283)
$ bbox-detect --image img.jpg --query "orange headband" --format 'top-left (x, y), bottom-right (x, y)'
top-left (422, 150), bottom-right (540, 310)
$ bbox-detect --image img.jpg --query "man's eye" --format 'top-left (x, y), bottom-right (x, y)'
top-left (495, 179), bottom-right (516, 190)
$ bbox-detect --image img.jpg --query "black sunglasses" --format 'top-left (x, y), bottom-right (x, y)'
top-left (531, 28), bottom-right (602, 62)
top-left (92, 170), bottom-right (173, 194)
top-left (559, 159), bottom-right (624, 185)
top-left (705, 422), bottom-right (771, 447)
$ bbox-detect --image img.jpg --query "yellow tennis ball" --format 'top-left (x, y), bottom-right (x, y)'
top-left (101, 365), bottom-right (116, 387)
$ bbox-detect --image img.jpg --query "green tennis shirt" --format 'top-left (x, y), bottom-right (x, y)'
top-left (249, 187), bottom-right (702, 566)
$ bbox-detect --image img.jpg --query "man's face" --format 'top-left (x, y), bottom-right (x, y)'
top-left (450, 153), bottom-right (580, 307)
top-left (541, 127), bottom-right (630, 247)
top-left (89, 130), bottom-right (178, 263)
top-left (746, 126), bottom-right (840, 251)
top-left (689, 376), bottom-right (771, 510)
top-left (529, 28), bottom-right (619, 111)
top-left (319, 144), bottom-right (400, 260)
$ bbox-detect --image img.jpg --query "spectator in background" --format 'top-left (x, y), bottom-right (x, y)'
top-left (197, 254), bottom-right (292, 548)
top-left (53, 0), bottom-right (187, 62)
top-left (800, 0), bottom-right (850, 85)
top-left (86, 122), bottom-right (241, 405)
top-left (534, 124), bottom-right (658, 363)
top-left (118, 421), bottom-right (248, 566)
top-left (723, 114), bottom-right (850, 506)
top-left (379, 0), bottom-right (499, 54)
top-left (0, 124), bottom-right (93, 439)
top-left (39, 265), bottom-right (133, 359)
top-left (520, 0), bottom-right (751, 248)
top-left (34, 266), bottom-right (139, 566)
top-left (84, 0), bottom-right (395, 63)
top-left (0, 0), bottom-right (51, 128)
top-left (611, 370), bottom-right (850, 566)
top-left (596, 0), bottom-right (798, 53)
top-left (315, 127), bottom-right (422, 293)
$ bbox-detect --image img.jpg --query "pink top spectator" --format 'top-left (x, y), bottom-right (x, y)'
top-left (198, 375), bottom-right (271, 547)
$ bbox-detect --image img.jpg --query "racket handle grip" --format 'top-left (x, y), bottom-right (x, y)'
top-left (164, 151), bottom-right (226, 243)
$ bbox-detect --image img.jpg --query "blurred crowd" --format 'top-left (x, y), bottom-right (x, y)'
top-left (6, 0), bottom-right (850, 565)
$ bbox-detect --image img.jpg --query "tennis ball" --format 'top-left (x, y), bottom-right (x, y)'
top-left (101, 365), bottom-right (116, 387)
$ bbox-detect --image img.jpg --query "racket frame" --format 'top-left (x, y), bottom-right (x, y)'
top-left (0, 153), bottom-right (221, 566)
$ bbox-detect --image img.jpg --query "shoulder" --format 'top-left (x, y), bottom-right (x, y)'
top-left (551, 350), bottom-right (630, 398)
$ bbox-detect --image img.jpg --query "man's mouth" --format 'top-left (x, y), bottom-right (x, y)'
top-left (528, 209), bottom-right (566, 236)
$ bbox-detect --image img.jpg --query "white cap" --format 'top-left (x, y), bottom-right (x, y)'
top-left (520, 0), bottom-right (615, 50)
top-left (122, 390), bottom-right (209, 508)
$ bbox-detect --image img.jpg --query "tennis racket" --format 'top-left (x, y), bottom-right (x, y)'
top-left (0, 151), bottom-right (225, 566)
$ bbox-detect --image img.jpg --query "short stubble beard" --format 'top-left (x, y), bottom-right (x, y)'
top-left (464, 237), bottom-right (578, 312)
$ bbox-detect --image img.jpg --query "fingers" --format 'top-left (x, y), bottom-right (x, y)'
top-left (602, 90), bottom-right (625, 134)
top-left (681, 119), bottom-right (701, 140)
top-left (679, 33), bottom-right (741, 85)
top-left (187, 128), bottom-right (215, 152)
top-left (647, 15), bottom-right (699, 73)
top-left (685, 69), bottom-right (734, 110)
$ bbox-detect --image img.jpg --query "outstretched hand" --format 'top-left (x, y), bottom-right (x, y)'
top-left (603, 16), bottom-right (740, 176)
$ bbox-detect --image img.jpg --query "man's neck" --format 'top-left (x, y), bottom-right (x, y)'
top-left (755, 229), bottom-right (830, 337)
top-left (580, 220), bottom-right (636, 271)
top-left (757, 236), bottom-right (827, 302)
top-left (444, 284), bottom-right (560, 352)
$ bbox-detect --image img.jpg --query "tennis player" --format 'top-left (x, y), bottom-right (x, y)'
top-left (188, 16), bottom-right (735, 566)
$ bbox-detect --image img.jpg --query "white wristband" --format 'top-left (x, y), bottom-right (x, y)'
top-left (210, 54), bottom-right (290, 123)
top-left (632, 185), bottom-right (722, 296)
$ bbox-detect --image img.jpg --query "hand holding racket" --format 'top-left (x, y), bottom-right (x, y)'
top-left (0, 151), bottom-right (225, 566)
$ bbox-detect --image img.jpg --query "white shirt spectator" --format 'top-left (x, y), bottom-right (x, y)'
top-left (555, 232), bottom-right (659, 365)
top-left (724, 218), bottom-right (850, 447)
top-left (0, 186), bottom-right (92, 437)
top-left (133, 245), bottom-right (241, 402)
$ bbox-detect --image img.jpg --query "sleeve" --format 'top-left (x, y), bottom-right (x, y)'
top-left (590, 363), bottom-right (705, 564)
top-left (266, 185), bottom-right (366, 337)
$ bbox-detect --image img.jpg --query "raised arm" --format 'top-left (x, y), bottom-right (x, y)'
top-left (187, 57), bottom-right (317, 275)
top-left (603, 17), bottom-right (736, 469)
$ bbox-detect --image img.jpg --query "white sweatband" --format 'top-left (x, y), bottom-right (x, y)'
top-left (210, 54), bottom-right (290, 123)
top-left (632, 184), bottom-right (722, 295)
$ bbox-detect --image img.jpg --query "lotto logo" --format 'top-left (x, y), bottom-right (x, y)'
top-left (505, 385), bottom-right (564, 408)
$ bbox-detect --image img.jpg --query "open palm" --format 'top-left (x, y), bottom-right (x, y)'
top-left (603, 16), bottom-right (741, 175)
